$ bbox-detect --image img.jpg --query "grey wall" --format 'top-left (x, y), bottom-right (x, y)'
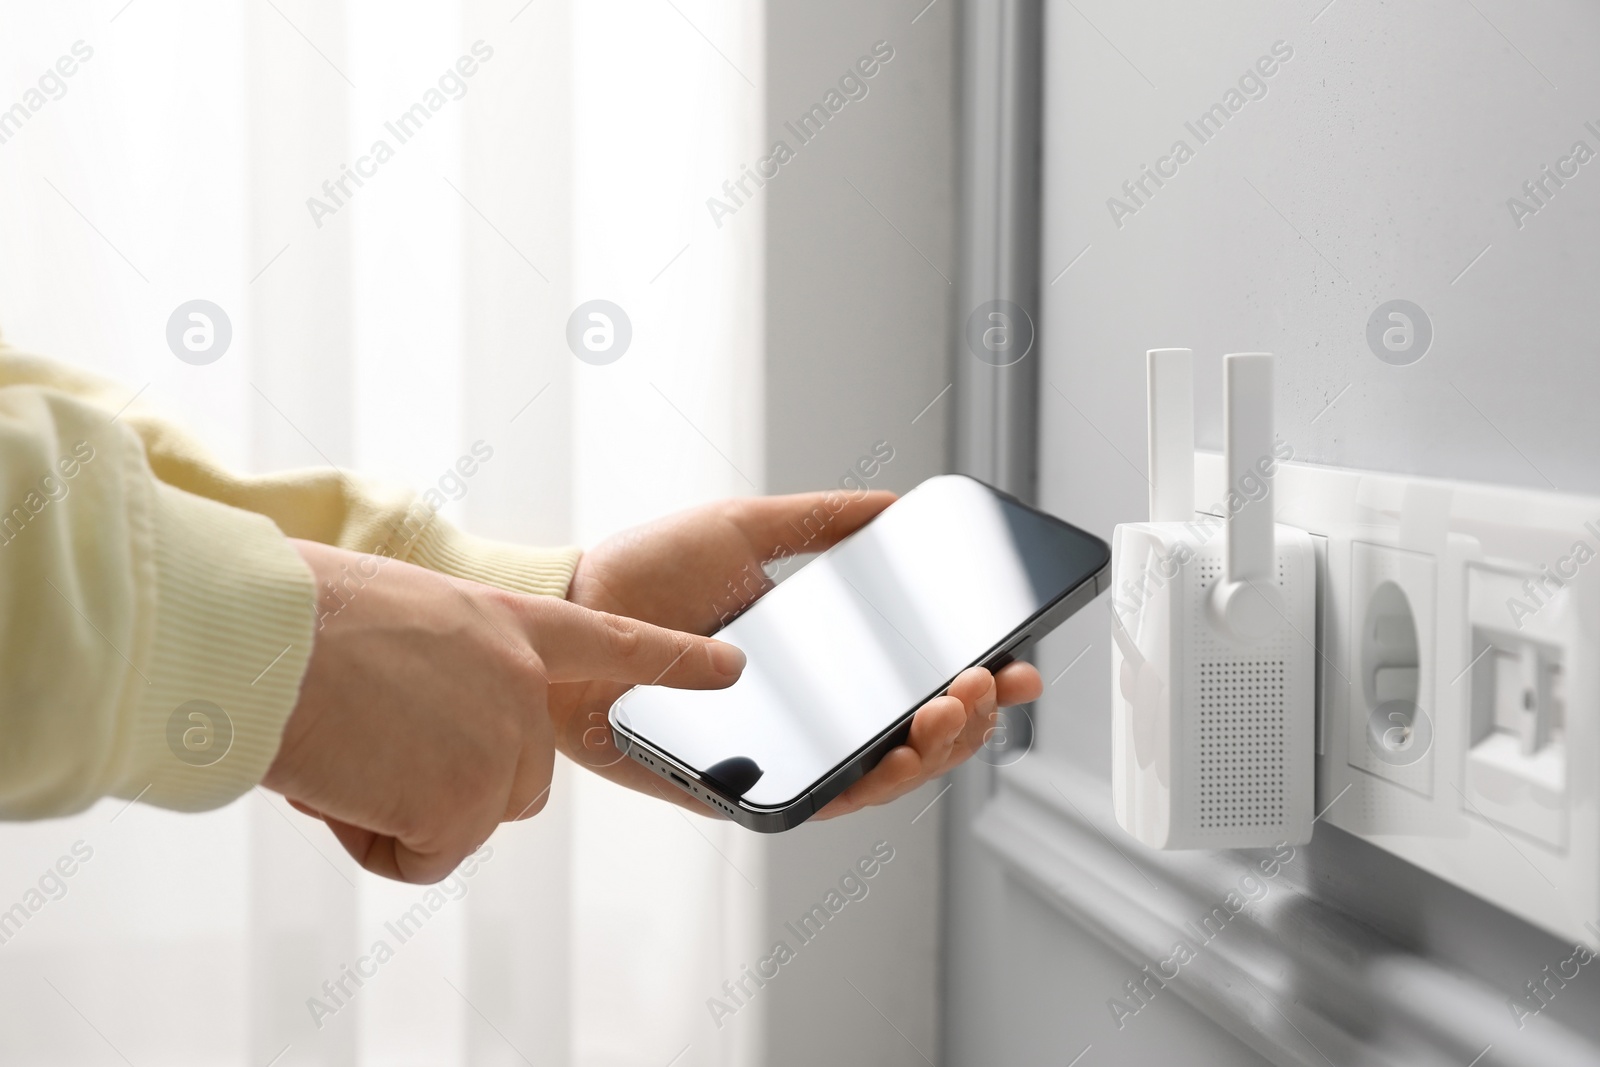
top-left (947, 1), bottom-right (1600, 1064)
top-left (764, 0), bottom-right (958, 498)
top-left (757, 1), bottom-right (960, 1065)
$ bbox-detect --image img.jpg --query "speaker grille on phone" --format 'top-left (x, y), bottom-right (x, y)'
top-left (632, 748), bottom-right (740, 816)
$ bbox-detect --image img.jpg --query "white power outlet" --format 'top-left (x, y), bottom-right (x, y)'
top-left (1193, 452), bottom-right (1600, 944)
top-left (1346, 542), bottom-right (1436, 799)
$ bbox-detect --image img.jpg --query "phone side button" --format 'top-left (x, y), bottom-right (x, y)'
top-left (983, 648), bottom-right (1018, 673)
top-left (985, 631), bottom-right (1033, 673)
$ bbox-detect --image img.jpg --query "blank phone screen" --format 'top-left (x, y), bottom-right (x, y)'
top-left (609, 475), bottom-right (1109, 811)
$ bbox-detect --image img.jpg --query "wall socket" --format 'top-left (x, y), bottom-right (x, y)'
top-left (1193, 452), bottom-right (1600, 945)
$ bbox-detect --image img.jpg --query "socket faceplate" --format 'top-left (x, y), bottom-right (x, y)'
top-left (1195, 451), bottom-right (1600, 944)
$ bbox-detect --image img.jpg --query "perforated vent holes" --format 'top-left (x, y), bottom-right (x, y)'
top-left (1198, 660), bottom-right (1287, 829)
top-left (1193, 556), bottom-right (1290, 832)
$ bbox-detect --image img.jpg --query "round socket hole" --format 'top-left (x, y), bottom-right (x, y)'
top-left (1367, 698), bottom-right (1433, 766)
top-left (1361, 580), bottom-right (1431, 766)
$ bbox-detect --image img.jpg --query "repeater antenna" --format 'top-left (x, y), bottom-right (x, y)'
top-left (1146, 348), bottom-right (1194, 523)
top-left (1210, 352), bottom-right (1282, 642)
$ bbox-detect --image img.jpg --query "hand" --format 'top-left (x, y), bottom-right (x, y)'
top-left (266, 539), bottom-right (746, 883)
top-left (556, 490), bottom-right (1045, 819)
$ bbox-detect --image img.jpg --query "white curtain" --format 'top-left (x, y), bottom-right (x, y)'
top-left (0, 1), bottom-right (765, 1064)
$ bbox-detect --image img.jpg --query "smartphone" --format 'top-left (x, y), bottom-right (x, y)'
top-left (607, 474), bottom-right (1111, 832)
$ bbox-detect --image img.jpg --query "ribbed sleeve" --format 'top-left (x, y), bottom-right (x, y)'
top-left (0, 343), bottom-right (582, 816)
top-left (110, 481), bottom-right (315, 810)
top-left (404, 520), bottom-right (581, 598)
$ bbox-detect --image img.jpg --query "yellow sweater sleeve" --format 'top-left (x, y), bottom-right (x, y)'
top-left (0, 346), bottom-right (581, 817)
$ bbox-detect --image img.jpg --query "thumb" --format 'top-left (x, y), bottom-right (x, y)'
top-left (517, 596), bottom-right (746, 688)
top-left (737, 489), bottom-right (896, 559)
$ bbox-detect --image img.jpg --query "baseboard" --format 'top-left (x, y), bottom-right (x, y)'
top-left (972, 759), bottom-right (1596, 1067)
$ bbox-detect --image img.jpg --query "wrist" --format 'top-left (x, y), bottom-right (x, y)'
top-left (566, 554), bottom-right (621, 615)
top-left (264, 539), bottom-right (339, 794)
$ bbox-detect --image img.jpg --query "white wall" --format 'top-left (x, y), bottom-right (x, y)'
top-left (0, 2), bottom-right (772, 1064)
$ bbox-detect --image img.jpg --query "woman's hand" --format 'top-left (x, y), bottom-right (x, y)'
top-left (267, 540), bottom-right (746, 883)
top-left (554, 490), bottom-right (1044, 819)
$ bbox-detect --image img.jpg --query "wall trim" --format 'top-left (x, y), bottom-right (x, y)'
top-left (953, 0), bottom-right (1043, 501)
top-left (973, 760), bottom-right (1596, 1067)
top-left (941, 3), bottom-right (1047, 1061)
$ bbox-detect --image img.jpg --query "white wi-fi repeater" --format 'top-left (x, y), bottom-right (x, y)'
top-left (1109, 350), bottom-right (1316, 849)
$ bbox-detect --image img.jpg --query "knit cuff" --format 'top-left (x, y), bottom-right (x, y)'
top-left (112, 482), bottom-right (316, 811)
top-left (403, 517), bottom-right (581, 599)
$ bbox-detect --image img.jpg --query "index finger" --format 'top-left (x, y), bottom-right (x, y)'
top-left (516, 596), bottom-right (746, 688)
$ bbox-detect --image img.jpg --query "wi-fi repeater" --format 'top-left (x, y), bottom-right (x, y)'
top-left (1110, 350), bottom-right (1316, 850)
